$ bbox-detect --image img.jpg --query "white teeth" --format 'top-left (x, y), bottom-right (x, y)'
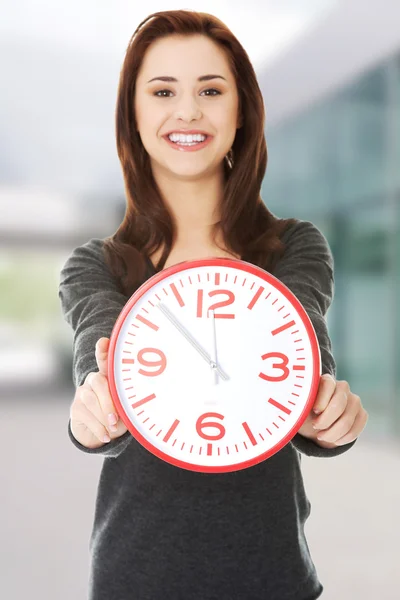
top-left (168, 133), bottom-right (207, 143)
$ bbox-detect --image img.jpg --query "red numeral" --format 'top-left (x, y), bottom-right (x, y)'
top-left (259, 352), bottom-right (290, 382)
top-left (197, 289), bottom-right (235, 319)
top-left (137, 348), bottom-right (167, 377)
top-left (196, 412), bottom-right (226, 440)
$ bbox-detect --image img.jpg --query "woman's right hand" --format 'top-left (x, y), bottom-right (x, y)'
top-left (70, 337), bottom-right (128, 449)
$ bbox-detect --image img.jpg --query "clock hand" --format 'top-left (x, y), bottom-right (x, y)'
top-left (210, 309), bottom-right (219, 385)
top-left (156, 301), bottom-right (229, 381)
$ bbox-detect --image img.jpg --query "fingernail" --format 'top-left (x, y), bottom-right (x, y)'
top-left (313, 409), bottom-right (321, 414)
top-left (103, 434), bottom-right (111, 443)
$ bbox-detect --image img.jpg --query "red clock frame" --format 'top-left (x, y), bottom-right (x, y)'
top-left (108, 257), bottom-right (321, 472)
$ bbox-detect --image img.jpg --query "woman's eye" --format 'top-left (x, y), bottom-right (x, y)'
top-left (153, 88), bottom-right (221, 97)
top-left (154, 90), bottom-right (172, 98)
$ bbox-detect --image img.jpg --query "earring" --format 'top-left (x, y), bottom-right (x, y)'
top-left (225, 148), bottom-right (234, 168)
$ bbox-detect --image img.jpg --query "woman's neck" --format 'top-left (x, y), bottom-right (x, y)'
top-left (152, 161), bottom-right (225, 235)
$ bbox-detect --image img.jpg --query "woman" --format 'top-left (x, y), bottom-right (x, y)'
top-left (59, 9), bottom-right (368, 600)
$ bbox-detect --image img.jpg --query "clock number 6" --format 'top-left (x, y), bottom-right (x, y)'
top-left (197, 289), bottom-right (236, 319)
top-left (259, 352), bottom-right (290, 382)
top-left (137, 348), bottom-right (167, 377)
top-left (196, 412), bottom-right (226, 440)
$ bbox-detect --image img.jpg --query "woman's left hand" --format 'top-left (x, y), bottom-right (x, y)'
top-left (298, 373), bottom-right (369, 447)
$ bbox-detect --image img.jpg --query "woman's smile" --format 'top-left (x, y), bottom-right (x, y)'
top-left (162, 133), bottom-right (214, 152)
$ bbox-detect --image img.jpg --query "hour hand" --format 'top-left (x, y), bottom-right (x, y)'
top-left (156, 302), bottom-right (229, 381)
top-left (210, 309), bottom-right (219, 385)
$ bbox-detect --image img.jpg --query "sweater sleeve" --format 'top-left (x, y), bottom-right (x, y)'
top-left (58, 238), bottom-right (134, 458)
top-left (273, 220), bottom-right (357, 458)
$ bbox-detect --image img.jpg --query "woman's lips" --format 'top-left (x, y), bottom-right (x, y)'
top-left (163, 135), bottom-right (213, 152)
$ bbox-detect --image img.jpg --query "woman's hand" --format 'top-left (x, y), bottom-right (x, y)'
top-left (297, 374), bottom-right (369, 448)
top-left (70, 337), bottom-right (128, 449)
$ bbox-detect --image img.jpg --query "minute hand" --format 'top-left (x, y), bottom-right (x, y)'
top-left (156, 301), bottom-right (229, 381)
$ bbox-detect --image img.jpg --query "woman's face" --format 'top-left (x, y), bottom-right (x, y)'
top-left (134, 34), bottom-right (241, 181)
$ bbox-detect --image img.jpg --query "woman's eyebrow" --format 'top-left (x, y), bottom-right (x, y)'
top-left (146, 74), bottom-right (227, 84)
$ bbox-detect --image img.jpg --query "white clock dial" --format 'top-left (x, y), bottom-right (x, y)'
top-left (108, 258), bottom-right (321, 472)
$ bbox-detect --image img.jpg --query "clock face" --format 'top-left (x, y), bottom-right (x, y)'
top-left (108, 258), bottom-right (321, 473)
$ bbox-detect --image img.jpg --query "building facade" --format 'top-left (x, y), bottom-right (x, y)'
top-left (263, 51), bottom-right (400, 440)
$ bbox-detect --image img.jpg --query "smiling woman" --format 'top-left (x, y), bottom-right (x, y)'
top-left (58, 8), bottom-right (363, 600)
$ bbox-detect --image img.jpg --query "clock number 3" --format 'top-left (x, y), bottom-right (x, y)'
top-left (196, 412), bottom-right (226, 440)
top-left (197, 289), bottom-right (236, 319)
top-left (258, 352), bottom-right (290, 382)
top-left (137, 348), bottom-right (167, 377)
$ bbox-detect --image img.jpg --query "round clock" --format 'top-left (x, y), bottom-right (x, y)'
top-left (108, 257), bottom-right (321, 473)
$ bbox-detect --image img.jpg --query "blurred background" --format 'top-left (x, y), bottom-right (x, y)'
top-left (1, 0), bottom-right (399, 598)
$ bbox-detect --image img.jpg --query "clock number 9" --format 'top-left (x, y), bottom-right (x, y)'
top-left (197, 289), bottom-right (236, 319)
top-left (258, 352), bottom-right (290, 382)
top-left (196, 412), bottom-right (226, 440)
top-left (137, 347), bottom-right (167, 377)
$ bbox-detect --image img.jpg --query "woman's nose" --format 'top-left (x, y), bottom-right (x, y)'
top-left (173, 96), bottom-right (202, 121)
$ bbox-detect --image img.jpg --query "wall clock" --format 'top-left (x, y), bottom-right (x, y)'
top-left (108, 257), bottom-right (321, 472)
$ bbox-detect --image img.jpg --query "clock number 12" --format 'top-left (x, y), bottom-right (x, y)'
top-left (197, 289), bottom-right (236, 319)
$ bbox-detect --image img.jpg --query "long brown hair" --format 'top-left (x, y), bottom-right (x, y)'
top-left (103, 9), bottom-right (298, 297)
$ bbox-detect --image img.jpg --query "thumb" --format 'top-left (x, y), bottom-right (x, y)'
top-left (95, 337), bottom-right (110, 377)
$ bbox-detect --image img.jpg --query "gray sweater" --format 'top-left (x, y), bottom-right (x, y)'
top-left (59, 219), bottom-right (357, 600)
